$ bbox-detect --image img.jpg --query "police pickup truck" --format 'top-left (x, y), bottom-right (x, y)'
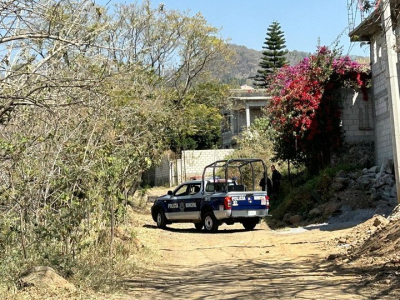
top-left (151, 158), bottom-right (270, 233)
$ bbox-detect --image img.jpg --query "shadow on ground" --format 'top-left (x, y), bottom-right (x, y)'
top-left (143, 224), bottom-right (263, 234)
top-left (120, 253), bottom-right (398, 299)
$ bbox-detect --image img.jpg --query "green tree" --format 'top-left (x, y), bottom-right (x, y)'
top-left (253, 21), bottom-right (288, 88)
top-left (168, 82), bottom-right (229, 152)
top-left (0, 0), bottom-right (232, 290)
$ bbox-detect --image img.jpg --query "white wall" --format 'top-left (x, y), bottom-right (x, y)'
top-left (369, 34), bottom-right (395, 166)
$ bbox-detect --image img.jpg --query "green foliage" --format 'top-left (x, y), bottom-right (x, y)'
top-left (168, 82), bottom-right (229, 152)
top-left (226, 117), bottom-right (279, 187)
top-left (253, 21), bottom-right (288, 88)
top-left (0, 0), bottom-right (232, 292)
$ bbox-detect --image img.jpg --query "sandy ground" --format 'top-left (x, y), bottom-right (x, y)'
top-left (122, 207), bottom-right (399, 300)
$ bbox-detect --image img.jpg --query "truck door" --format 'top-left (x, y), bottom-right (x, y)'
top-left (166, 183), bottom-right (191, 220)
top-left (185, 183), bottom-right (202, 220)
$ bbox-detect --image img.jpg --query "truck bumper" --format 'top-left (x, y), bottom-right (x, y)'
top-left (231, 209), bottom-right (269, 218)
top-left (214, 209), bottom-right (269, 220)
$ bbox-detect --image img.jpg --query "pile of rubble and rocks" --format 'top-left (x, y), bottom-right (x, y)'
top-left (326, 206), bottom-right (400, 297)
top-left (328, 158), bottom-right (397, 222)
top-left (282, 157), bottom-right (397, 226)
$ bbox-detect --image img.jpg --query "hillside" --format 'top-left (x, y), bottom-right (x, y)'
top-left (222, 44), bottom-right (368, 87)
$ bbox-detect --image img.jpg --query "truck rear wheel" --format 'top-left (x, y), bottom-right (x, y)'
top-left (156, 210), bottom-right (167, 229)
top-left (242, 219), bottom-right (259, 231)
top-left (203, 212), bottom-right (219, 233)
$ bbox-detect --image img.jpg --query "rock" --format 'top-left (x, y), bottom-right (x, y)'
top-left (324, 203), bottom-right (341, 215)
top-left (362, 168), bottom-right (368, 174)
top-left (372, 217), bottom-right (382, 227)
top-left (283, 213), bottom-right (291, 223)
top-left (289, 215), bottom-right (302, 224)
top-left (331, 182), bottom-right (345, 191)
top-left (19, 266), bottom-right (76, 291)
top-left (384, 186), bottom-right (392, 197)
top-left (335, 177), bottom-right (348, 184)
top-left (349, 171), bottom-right (363, 179)
top-left (382, 174), bottom-right (395, 184)
top-left (309, 208), bottom-right (322, 216)
top-left (368, 166), bottom-right (378, 173)
top-left (356, 176), bottom-right (372, 190)
top-left (372, 215), bottom-right (389, 227)
top-left (390, 185), bottom-right (397, 197)
top-left (380, 158), bottom-right (393, 174)
top-left (373, 177), bottom-right (386, 189)
top-left (327, 253), bottom-right (340, 261)
top-left (336, 170), bottom-right (347, 178)
top-left (388, 197), bottom-right (398, 206)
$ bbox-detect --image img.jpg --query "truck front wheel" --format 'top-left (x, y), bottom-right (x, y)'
top-left (156, 210), bottom-right (167, 229)
top-left (203, 212), bottom-right (219, 233)
top-left (242, 219), bottom-right (259, 231)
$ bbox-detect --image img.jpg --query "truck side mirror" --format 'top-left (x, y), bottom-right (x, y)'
top-left (167, 191), bottom-right (173, 196)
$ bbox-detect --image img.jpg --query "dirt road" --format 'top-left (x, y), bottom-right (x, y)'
top-left (124, 214), bottom-right (393, 300)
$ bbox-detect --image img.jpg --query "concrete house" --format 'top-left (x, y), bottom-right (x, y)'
top-left (349, 0), bottom-right (400, 203)
top-left (221, 85), bottom-right (374, 149)
top-left (221, 86), bottom-right (270, 148)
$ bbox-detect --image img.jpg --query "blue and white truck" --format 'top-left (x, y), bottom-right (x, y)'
top-left (151, 158), bottom-right (270, 233)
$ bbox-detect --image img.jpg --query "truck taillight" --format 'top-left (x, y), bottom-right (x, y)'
top-left (261, 195), bottom-right (269, 209)
top-left (224, 196), bottom-right (232, 209)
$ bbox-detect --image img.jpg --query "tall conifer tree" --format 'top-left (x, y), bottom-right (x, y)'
top-left (253, 21), bottom-right (288, 88)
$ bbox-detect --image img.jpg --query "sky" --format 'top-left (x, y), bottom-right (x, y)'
top-left (100, 0), bottom-right (370, 57)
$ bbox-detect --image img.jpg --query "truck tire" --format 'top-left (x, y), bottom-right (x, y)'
top-left (203, 211), bottom-right (219, 233)
top-left (242, 219), bottom-right (258, 231)
top-left (194, 223), bottom-right (203, 231)
top-left (156, 210), bottom-right (167, 229)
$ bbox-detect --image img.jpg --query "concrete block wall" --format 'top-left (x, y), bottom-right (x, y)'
top-left (155, 155), bottom-right (171, 186)
top-left (341, 89), bottom-right (375, 144)
top-left (152, 149), bottom-right (235, 187)
top-left (369, 34), bottom-right (394, 166)
top-left (182, 149), bottom-right (235, 180)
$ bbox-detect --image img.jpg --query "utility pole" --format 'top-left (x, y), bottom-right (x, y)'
top-left (382, 0), bottom-right (400, 204)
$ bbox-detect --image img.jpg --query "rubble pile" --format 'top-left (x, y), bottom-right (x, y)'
top-left (327, 205), bottom-right (400, 293)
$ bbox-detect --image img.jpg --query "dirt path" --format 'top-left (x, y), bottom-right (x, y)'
top-left (123, 213), bottom-right (392, 300)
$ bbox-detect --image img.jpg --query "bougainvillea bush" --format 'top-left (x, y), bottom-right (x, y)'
top-left (267, 46), bottom-right (370, 173)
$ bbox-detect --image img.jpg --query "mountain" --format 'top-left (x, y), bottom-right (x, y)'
top-left (220, 44), bottom-right (368, 87)
top-left (218, 44), bottom-right (309, 86)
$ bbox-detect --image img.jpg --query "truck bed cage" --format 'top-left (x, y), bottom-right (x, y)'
top-left (202, 158), bottom-right (268, 192)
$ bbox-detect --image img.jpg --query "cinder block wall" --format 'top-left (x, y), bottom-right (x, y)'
top-left (341, 88), bottom-right (374, 144)
top-left (369, 34), bottom-right (394, 166)
top-left (155, 155), bottom-right (171, 186)
top-left (182, 149), bottom-right (235, 180)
